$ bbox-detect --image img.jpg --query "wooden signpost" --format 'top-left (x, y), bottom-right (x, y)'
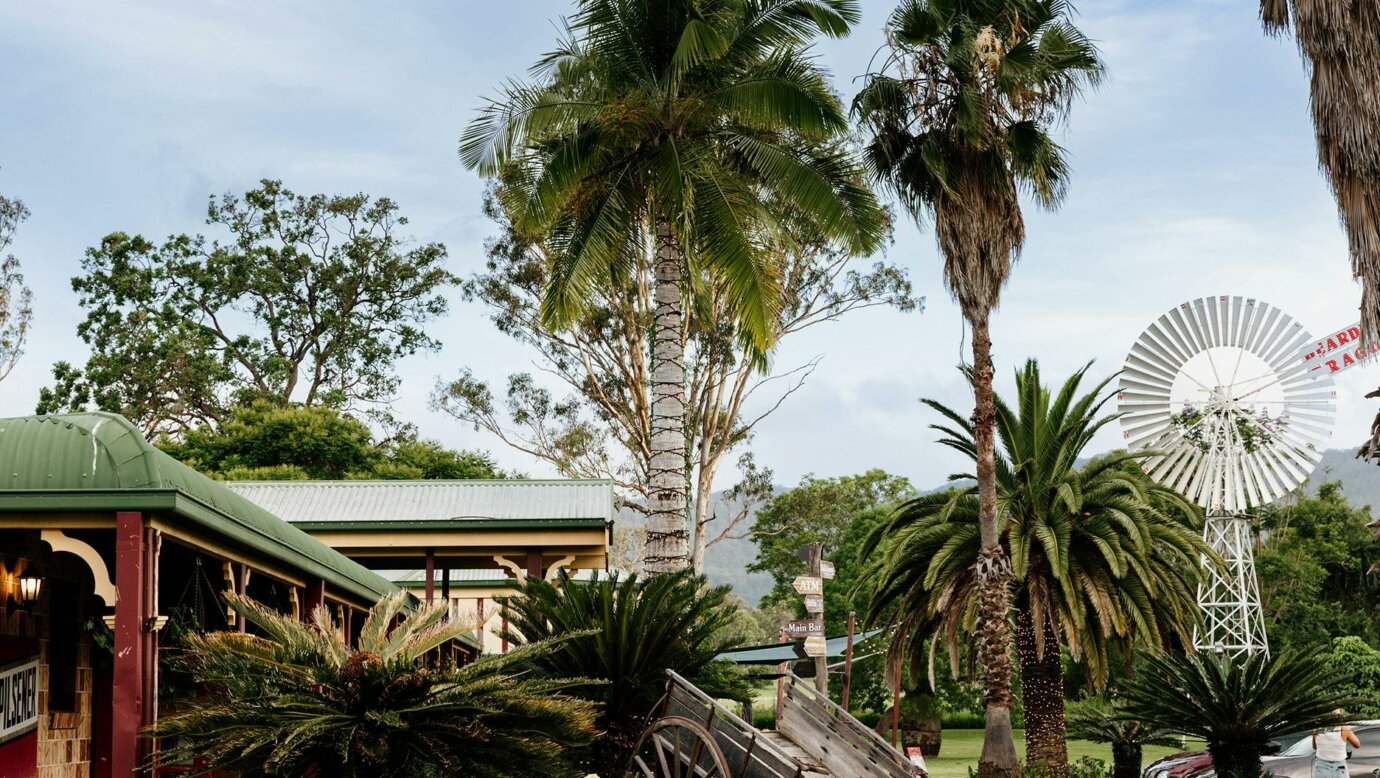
top-left (803, 544), bottom-right (829, 693)
top-left (785, 619), bottom-right (824, 638)
top-left (802, 636), bottom-right (827, 657)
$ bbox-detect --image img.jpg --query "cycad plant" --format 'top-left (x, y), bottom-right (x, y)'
top-left (461, 0), bottom-right (886, 574)
top-left (1065, 696), bottom-right (1179, 778)
top-left (501, 568), bottom-right (750, 774)
top-left (153, 592), bottom-right (597, 778)
top-left (860, 361), bottom-right (1206, 773)
top-left (853, 5), bottom-right (1103, 775)
top-left (1117, 648), bottom-right (1357, 778)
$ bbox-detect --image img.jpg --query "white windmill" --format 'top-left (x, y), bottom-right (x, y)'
top-left (1117, 295), bottom-right (1337, 656)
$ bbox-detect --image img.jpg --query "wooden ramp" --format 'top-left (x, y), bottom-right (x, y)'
top-left (648, 670), bottom-right (917, 778)
top-left (777, 672), bottom-right (917, 778)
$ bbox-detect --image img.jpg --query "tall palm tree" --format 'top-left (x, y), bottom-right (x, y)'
top-left (853, 2), bottom-right (1103, 773)
top-left (860, 361), bottom-right (1206, 774)
top-left (461, 0), bottom-right (886, 574)
top-left (153, 592), bottom-right (598, 777)
top-left (1260, 1), bottom-right (1380, 344)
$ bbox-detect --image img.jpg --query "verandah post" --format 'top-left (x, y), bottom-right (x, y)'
top-left (112, 511), bottom-right (156, 776)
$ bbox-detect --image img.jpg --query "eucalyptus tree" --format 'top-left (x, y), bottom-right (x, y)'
top-left (0, 186), bottom-right (31, 386)
top-left (461, 0), bottom-right (886, 574)
top-left (1260, 1), bottom-right (1380, 343)
top-left (853, 1), bottom-right (1103, 772)
top-left (859, 361), bottom-right (1203, 774)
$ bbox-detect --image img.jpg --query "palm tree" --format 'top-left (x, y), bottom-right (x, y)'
top-left (1260, 2), bottom-right (1380, 344)
top-left (461, 0), bottom-right (886, 574)
top-left (1065, 697), bottom-right (1179, 778)
top-left (1118, 648), bottom-right (1358, 778)
top-left (153, 592), bottom-right (597, 778)
top-left (500, 568), bottom-right (750, 774)
top-left (853, 2), bottom-right (1103, 772)
top-left (860, 361), bottom-right (1206, 774)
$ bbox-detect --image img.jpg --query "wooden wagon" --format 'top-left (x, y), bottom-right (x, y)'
top-left (625, 670), bottom-right (920, 778)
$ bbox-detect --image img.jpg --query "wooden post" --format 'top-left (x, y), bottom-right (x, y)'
top-left (441, 566), bottom-right (450, 605)
top-left (424, 548), bottom-right (435, 606)
top-left (525, 549), bottom-right (543, 580)
top-left (891, 626), bottom-right (903, 749)
top-left (112, 511), bottom-right (152, 777)
top-left (776, 627), bottom-right (786, 717)
top-left (303, 579), bottom-right (325, 623)
top-left (842, 611), bottom-right (856, 710)
top-left (235, 565), bottom-right (249, 632)
top-left (808, 543), bottom-right (827, 695)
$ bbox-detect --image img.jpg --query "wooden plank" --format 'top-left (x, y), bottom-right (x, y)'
top-left (777, 674), bottom-right (914, 778)
top-left (664, 670), bottom-right (804, 778)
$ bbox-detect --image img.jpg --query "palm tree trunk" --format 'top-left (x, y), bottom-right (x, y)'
top-left (1111, 741), bottom-right (1143, 778)
top-left (644, 215), bottom-right (690, 575)
top-left (1016, 606), bottom-right (1068, 774)
top-left (971, 308), bottom-right (1020, 778)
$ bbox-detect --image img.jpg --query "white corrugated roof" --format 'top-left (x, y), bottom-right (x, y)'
top-left (223, 479), bottom-right (615, 524)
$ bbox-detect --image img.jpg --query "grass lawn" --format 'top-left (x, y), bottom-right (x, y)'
top-left (921, 729), bottom-right (1194, 778)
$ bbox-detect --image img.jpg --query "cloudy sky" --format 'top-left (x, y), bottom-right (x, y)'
top-left (1, 0), bottom-right (1374, 491)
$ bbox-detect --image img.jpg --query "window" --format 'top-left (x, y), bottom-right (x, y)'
top-left (1351, 728), bottom-right (1380, 758)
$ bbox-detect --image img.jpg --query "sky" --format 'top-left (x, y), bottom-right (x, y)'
top-left (1, 0), bottom-right (1375, 492)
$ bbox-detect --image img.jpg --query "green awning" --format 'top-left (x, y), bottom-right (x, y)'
top-left (0, 413), bottom-right (397, 606)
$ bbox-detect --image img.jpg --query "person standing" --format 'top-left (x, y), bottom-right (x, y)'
top-left (1314, 717), bottom-right (1361, 778)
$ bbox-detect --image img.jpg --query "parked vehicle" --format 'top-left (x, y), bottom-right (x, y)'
top-left (1144, 724), bottom-right (1380, 778)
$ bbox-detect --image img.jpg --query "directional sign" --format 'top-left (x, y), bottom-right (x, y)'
top-left (802, 594), bottom-right (824, 613)
top-left (792, 576), bottom-right (823, 594)
top-left (785, 619), bottom-right (824, 638)
top-left (802, 636), bottom-right (827, 657)
top-left (819, 560), bottom-right (836, 580)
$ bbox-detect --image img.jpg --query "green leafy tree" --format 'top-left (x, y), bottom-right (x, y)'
top-left (1256, 482), bottom-right (1380, 649)
top-left (500, 568), bottom-right (750, 774)
top-left (159, 401), bottom-right (503, 481)
top-left (0, 184), bottom-right (32, 385)
top-left (854, 4), bottom-right (1103, 775)
top-left (153, 592), bottom-right (598, 778)
top-left (38, 180), bottom-right (454, 435)
top-left (1118, 649), bottom-right (1355, 778)
top-left (751, 470), bottom-right (913, 622)
top-left (1325, 636), bottom-right (1380, 718)
top-left (461, 0), bottom-right (886, 575)
top-left (860, 361), bottom-right (1206, 773)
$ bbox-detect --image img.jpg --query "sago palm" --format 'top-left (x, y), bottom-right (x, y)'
top-left (1260, 1), bottom-right (1380, 343)
top-left (1065, 697), bottom-right (1179, 778)
top-left (1118, 648), bottom-right (1357, 778)
top-left (500, 568), bottom-right (750, 774)
top-left (853, 4), bottom-right (1102, 774)
top-left (860, 361), bottom-right (1206, 773)
top-left (461, 0), bottom-right (886, 574)
top-left (153, 592), bottom-right (597, 778)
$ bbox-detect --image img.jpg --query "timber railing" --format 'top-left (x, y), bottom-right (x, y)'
top-left (777, 672), bottom-right (918, 778)
top-left (662, 669), bottom-right (806, 778)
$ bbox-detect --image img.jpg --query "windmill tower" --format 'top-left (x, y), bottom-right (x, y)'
top-left (1118, 296), bottom-right (1336, 655)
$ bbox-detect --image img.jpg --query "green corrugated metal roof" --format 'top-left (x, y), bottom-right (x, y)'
top-left (0, 413), bottom-right (397, 606)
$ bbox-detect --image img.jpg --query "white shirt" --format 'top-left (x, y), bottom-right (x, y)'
top-left (1316, 728), bottom-right (1348, 762)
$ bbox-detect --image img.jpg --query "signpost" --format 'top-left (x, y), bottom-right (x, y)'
top-left (802, 594), bottom-right (823, 613)
top-left (819, 560), bottom-right (836, 580)
top-left (792, 576), bottom-right (823, 594)
top-left (785, 619), bottom-right (824, 638)
top-left (802, 636), bottom-right (827, 657)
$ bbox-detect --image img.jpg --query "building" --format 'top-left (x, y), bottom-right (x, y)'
top-left (0, 413), bottom-right (614, 777)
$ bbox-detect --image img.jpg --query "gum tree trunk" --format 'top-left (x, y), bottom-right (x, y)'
top-left (644, 215), bottom-right (690, 575)
top-left (972, 309), bottom-right (1020, 778)
top-left (1017, 605), bottom-right (1068, 774)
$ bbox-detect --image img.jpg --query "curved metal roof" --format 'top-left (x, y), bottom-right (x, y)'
top-left (0, 413), bottom-right (397, 605)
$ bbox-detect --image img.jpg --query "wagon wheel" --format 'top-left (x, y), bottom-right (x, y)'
top-left (624, 716), bottom-right (730, 778)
